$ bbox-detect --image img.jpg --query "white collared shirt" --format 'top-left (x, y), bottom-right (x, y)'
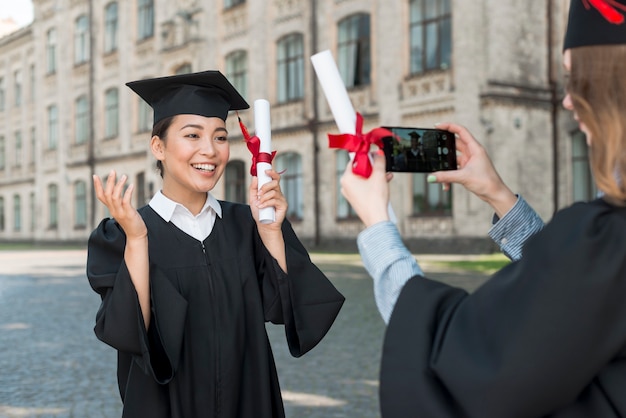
top-left (149, 190), bottom-right (223, 242)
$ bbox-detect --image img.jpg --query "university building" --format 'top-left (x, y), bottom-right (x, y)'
top-left (0, 0), bottom-right (591, 250)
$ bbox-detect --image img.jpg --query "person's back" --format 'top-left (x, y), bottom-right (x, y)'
top-left (339, 0), bottom-right (626, 416)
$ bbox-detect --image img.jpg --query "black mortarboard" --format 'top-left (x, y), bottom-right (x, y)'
top-left (563, 0), bottom-right (626, 50)
top-left (126, 70), bottom-right (249, 124)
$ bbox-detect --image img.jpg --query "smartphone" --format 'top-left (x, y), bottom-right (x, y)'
top-left (381, 126), bottom-right (457, 172)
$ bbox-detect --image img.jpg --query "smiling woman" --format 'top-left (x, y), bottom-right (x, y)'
top-left (86, 70), bottom-right (344, 418)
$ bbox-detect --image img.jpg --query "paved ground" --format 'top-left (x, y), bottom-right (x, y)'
top-left (0, 249), bottom-right (491, 418)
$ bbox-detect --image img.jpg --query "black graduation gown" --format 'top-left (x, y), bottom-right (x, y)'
top-left (380, 199), bottom-right (626, 418)
top-left (87, 201), bottom-right (345, 418)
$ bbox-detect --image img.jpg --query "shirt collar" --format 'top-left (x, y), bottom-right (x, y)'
top-left (149, 190), bottom-right (222, 222)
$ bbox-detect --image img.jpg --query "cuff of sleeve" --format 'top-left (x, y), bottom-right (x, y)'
top-left (357, 221), bottom-right (422, 278)
top-left (488, 195), bottom-right (544, 261)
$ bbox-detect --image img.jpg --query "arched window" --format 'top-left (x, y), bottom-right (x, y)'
top-left (225, 51), bottom-right (248, 100)
top-left (337, 14), bottom-right (371, 88)
top-left (275, 153), bottom-right (303, 220)
top-left (75, 95), bottom-right (89, 144)
top-left (277, 34), bottom-right (304, 103)
top-left (75, 15), bottom-right (90, 64)
top-left (224, 160), bottom-right (246, 204)
top-left (104, 2), bottom-right (119, 53)
top-left (335, 151), bottom-right (357, 219)
top-left (571, 130), bottom-right (597, 202)
top-left (46, 28), bottom-right (57, 74)
top-left (13, 194), bottom-right (21, 232)
top-left (409, 0), bottom-right (452, 74)
top-left (75, 180), bottom-right (87, 228)
top-left (105, 88), bottom-right (119, 138)
top-left (412, 173), bottom-right (452, 215)
top-left (48, 184), bottom-right (59, 229)
top-left (175, 63), bottom-right (193, 75)
top-left (138, 0), bottom-right (154, 40)
top-left (48, 104), bottom-right (59, 149)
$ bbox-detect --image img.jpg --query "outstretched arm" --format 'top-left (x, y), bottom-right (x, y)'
top-left (93, 170), bottom-right (150, 327)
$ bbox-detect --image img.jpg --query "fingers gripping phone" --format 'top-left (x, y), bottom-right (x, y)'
top-left (382, 127), bottom-right (457, 172)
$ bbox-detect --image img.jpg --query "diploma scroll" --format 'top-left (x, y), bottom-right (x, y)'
top-left (254, 99), bottom-right (276, 224)
top-left (310, 50), bottom-right (397, 223)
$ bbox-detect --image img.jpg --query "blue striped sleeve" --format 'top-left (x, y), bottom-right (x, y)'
top-left (488, 195), bottom-right (545, 261)
top-left (357, 221), bottom-right (423, 324)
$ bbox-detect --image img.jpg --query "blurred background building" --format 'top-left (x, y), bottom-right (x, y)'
top-left (0, 0), bottom-right (589, 251)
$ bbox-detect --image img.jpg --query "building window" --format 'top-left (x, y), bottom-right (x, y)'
top-left (138, 0), bottom-right (154, 40)
top-left (75, 15), bottom-right (90, 65)
top-left (412, 173), bottom-right (452, 215)
top-left (15, 131), bottom-right (22, 167)
top-left (336, 151), bottom-right (357, 219)
top-left (30, 64), bottom-right (35, 102)
top-left (0, 197), bottom-right (4, 231)
top-left (225, 51), bottom-right (247, 100)
top-left (0, 77), bottom-right (5, 111)
top-left (224, 0), bottom-right (245, 9)
top-left (138, 98), bottom-right (152, 133)
top-left (409, 0), bottom-right (452, 74)
top-left (75, 96), bottom-right (89, 144)
top-left (30, 127), bottom-right (36, 164)
top-left (105, 88), bottom-right (119, 138)
top-left (277, 34), bottom-right (304, 103)
top-left (0, 136), bottom-right (4, 170)
top-left (13, 194), bottom-right (21, 232)
top-left (104, 2), bottom-right (118, 53)
top-left (30, 192), bottom-right (35, 231)
top-left (136, 172), bottom-right (146, 207)
top-left (224, 160), bottom-right (246, 204)
top-left (48, 184), bottom-right (58, 229)
top-left (275, 153), bottom-right (303, 220)
top-left (571, 130), bottom-right (597, 202)
top-left (174, 63), bottom-right (193, 75)
top-left (46, 28), bottom-right (57, 74)
top-left (75, 180), bottom-right (87, 228)
top-left (48, 105), bottom-right (59, 150)
top-left (14, 70), bottom-right (22, 107)
top-left (338, 13), bottom-right (371, 88)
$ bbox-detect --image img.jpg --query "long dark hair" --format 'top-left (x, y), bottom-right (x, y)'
top-left (152, 116), bottom-right (175, 178)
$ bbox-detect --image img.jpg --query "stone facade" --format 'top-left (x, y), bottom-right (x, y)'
top-left (0, 0), bottom-right (582, 250)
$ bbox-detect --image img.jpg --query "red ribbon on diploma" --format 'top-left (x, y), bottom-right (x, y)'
top-left (328, 112), bottom-right (393, 178)
top-left (238, 115), bottom-right (276, 176)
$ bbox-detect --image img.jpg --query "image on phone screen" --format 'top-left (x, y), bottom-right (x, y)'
top-left (382, 127), bottom-right (457, 173)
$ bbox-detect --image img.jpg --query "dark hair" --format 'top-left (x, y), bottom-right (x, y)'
top-left (152, 116), bottom-right (175, 178)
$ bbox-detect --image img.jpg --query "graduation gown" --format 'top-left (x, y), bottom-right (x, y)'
top-left (380, 199), bottom-right (626, 418)
top-left (87, 201), bottom-right (344, 418)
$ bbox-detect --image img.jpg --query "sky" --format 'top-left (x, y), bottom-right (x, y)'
top-left (0, 0), bottom-right (34, 26)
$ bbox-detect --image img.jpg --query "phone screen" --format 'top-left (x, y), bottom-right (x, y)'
top-left (382, 127), bottom-right (457, 173)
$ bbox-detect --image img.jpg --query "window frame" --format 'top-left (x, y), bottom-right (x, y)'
top-left (104, 2), bottom-right (119, 53)
top-left (409, 0), bottom-right (452, 75)
top-left (105, 88), bottom-right (119, 139)
top-left (337, 13), bottom-right (371, 89)
top-left (277, 33), bottom-right (305, 103)
top-left (74, 15), bottom-right (91, 65)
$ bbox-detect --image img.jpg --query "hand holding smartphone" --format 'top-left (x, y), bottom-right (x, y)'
top-left (382, 127), bottom-right (457, 173)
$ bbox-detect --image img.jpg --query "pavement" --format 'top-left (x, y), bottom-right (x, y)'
top-left (0, 249), bottom-right (491, 418)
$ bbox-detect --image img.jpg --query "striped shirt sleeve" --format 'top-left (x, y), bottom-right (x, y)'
top-left (357, 221), bottom-right (423, 324)
top-left (488, 195), bottom-right (545, 261)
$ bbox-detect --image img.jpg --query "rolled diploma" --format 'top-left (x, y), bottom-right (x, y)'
top-left (254, 99), bottom-right (276, 224)
top-left (310, 50), bottom-right (396, 223)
